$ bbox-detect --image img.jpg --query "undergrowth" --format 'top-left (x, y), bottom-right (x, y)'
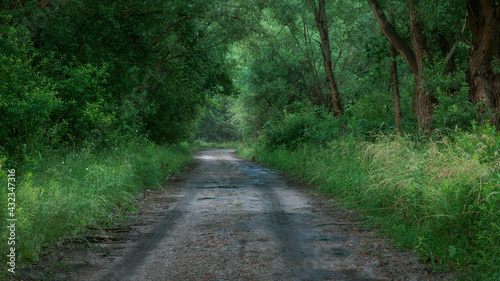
top-left (241, 123), bottom-right (500, 280)
top-left (0, 139), bottom-right (191, 277)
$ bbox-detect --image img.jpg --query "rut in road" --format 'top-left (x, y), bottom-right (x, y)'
top-left (97, 149), bottom-right (442, 281)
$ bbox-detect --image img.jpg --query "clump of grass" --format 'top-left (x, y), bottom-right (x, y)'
top-left (248, 125), bottom-right (500, 280)
top-left (0, 139), bottom-right (191, 274)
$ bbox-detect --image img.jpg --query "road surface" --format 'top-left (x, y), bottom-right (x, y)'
top-left (63, 149), bottom-right (449, 280)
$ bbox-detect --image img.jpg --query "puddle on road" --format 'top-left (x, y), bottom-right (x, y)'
top-left (195, 185), bottom-right (244, 189)
top-left (251, 179), bottom-right (264, 185)
top-left (330, 248), bottom-right (349, 256)
top-left (192, 180), bottom-right (219, 184)
top-left (299, 235), bottom-right (343, 243)
top-left (316, 236), bottom-right (339, 242)
top-left (253, 168), bottom-right (283, 174)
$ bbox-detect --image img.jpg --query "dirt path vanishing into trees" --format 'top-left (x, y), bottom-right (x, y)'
top-left (20, 149), bottom-right (454, 281)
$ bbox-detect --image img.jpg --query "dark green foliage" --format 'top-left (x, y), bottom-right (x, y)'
top-left (49, 61), bottom-right (114, 145)
top-left (0, 14), bottom-right (59, 158)
top-left (196, 94), bottom-right (239, 142)
top-left (0, 0), bottom-right (239, 162)
top-left (263, 104), bottom-right (344, 149)
top-left (433, 87), bottom-right (478, 130)
top-left (492, 57), bottom-right (500, 74)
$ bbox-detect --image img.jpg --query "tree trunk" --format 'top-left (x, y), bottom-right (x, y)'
top-left (388, 15), bottom-right (403, 133)
top-left (311, 0), bottom-right (343, 116)
top-left (368, 0), bottom-right (434, 131)
top-left (409, 6), bottom-right (434, 131)
top-left (467, 0), bottom-right (500, 127)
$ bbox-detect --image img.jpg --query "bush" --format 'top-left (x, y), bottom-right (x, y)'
top-left (433, 87), bottom-right (478, 130)
top-left (264, 106), bottom-right (343, 149)
top-left (49, 61), bottom-right (114, 145)
top-left (0, 53), bottom-right (61, 159)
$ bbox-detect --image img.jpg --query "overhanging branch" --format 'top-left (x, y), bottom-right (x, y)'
top-left (367, 0), bottom-right (418, 76)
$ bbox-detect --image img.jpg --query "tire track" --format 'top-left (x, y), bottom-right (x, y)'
top-left (245, 162), bottom-right (381, 281)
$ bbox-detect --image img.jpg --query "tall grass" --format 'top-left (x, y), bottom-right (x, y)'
top-left (0, 139), bottom-right (191, 275)
top-left (248, 126), bottom-right (500, 280)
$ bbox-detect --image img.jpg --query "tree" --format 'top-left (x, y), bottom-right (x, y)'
top-left (466, 0), bottom-right (500, 126)
top-left (367, 0), bottom-right (467, 131)
top-left (368, 0), bottom-right (433, 131)
top-left (309, 0), bottom-right (343, 117)
top-left (388, 13), bottom-right (403, 132)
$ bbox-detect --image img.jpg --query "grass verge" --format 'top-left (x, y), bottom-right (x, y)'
top-left (0, 139), bottom-right (192, 278)
top-left (240, 128), bottom-right (500, 280)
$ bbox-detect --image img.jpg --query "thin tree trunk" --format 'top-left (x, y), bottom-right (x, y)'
top-left (388, 15), bottom-right (403, 133)
top-left (467, 0), bottom-right (500, 127)
top-left (311, 0), bottom-right (343, 116)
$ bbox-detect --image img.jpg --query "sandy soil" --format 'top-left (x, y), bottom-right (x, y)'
top-left (14, 149), bottom-right (455, 281)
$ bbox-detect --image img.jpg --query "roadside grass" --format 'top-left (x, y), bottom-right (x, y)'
top-left (242, 126), bottom-right (500, 280)
top-left (0, 139), bottom-right (191, 277)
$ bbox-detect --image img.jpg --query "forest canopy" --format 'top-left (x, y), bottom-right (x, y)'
top-left (1, 0), bottom-right (499, 156)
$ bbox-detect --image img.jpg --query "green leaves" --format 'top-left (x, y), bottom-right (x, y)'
top-left (0, 49), bottom-right (60, 156)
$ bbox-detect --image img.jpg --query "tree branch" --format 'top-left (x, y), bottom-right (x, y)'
top-left (367, 0), bottom-right (418, 76)
top-left (444, 13), bottom-right (468, 67)
top-left (333, 49), bottom-right (342, 72)
top-left (158, 37), bottom-right (229, 66)
top-left (461, 35), bottom-right (474, 48)
top-left (165, 16), bottom-right (188, 32)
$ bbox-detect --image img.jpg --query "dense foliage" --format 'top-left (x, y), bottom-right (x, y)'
top-left (0, 0), bottom-right (241, 162)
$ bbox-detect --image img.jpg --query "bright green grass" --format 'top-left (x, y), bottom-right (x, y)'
top-left (243, 130), bottom-right (500, 280)
top-left (0, 139), bottom-right (191, 276)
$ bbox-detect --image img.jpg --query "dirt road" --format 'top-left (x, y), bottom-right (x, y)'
top-left (57, 149), bottom-right (449, 281)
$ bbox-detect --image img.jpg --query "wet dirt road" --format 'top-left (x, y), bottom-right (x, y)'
top-left (69, 149), bottom-right (448, 281)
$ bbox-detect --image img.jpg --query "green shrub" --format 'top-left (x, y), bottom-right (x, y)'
top-left (0, 51), bottom-right (61, 158)
top-left (433, 87), bottom-right (478, 130)
top-left (264, 106), bottom-right (343, 149)
top-left (49, 61), bottom-right (114, 145)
